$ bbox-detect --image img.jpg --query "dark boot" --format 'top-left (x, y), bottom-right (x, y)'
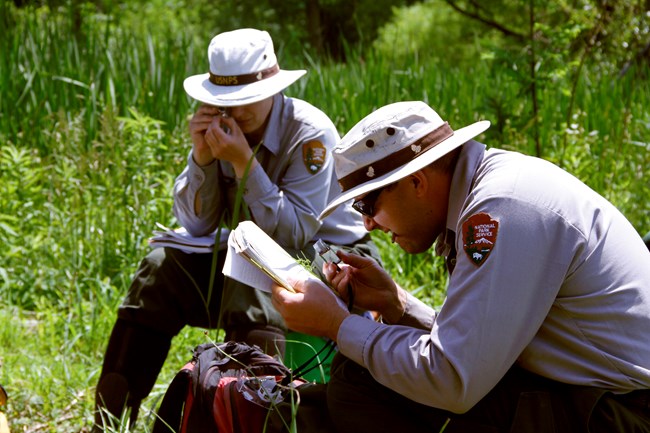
top-left (93, 319), bottom-right (171, 431)
top-left (226, 324), bottom-right (286, 358)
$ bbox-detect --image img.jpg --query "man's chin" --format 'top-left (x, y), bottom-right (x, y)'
top-left (395, 238), bottom-right (430, 254)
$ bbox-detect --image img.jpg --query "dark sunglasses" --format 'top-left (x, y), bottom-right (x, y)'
top-left (351, 187), bottom-right (385, 217)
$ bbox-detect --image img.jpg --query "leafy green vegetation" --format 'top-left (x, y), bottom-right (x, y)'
top-left (1, 1), bottom-right (648, 432)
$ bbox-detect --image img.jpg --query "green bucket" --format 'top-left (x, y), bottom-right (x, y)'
top-left (284, 332), bottom-right (335, 383)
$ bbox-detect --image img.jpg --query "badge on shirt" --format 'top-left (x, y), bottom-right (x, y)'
top-left (303, 141), bottom-right (326, 174)
top-left (462, 212), bottom-right (499, 266)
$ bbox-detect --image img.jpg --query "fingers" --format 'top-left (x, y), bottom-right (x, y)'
top-left (205, 117), bottom-right (225, 142)
top-left (322, 262), bottom-right (352, 300)
top-left (190, 105), bottom-right (220, 132)
top-left (271, 278), bottom-right (349, 340)
top-left (201, 120), bottom-right (231, 161)
top-left (191, 105), bottom-right (233, 142)
top-left (332, 269), bottom-right (351, 294)
top-left (189, 106), bottom-right (220, 153)
top-left (219, 115), bottom-right (237, 133)
top-left (271, 283), bottom-right (297, 315)
top-left (271, 283), bottom-right (290, 304)
top-left (190, 110), bottom-right (218, 166)
top-left (322, 261), bottom-right (338, 281)
top-left (336, 250), bottom-right (374, 269)
top-left (208, 115), bottom-right (228, 136)
top-left (204, 117), bottom-right (246, 154)
top-left (189, 116), bottom-right (213, 142)
top-left (197, 104), bottom-right (222, 116)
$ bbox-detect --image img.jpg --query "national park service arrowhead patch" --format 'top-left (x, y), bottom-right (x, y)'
top-left (303, 140), bottom-right (327, 174)
top-left (462, 212), bottom-right (499, 266)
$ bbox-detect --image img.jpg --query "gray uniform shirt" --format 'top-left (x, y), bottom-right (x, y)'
top-left (337, 140), bottom-right (650, 413)
top-left (173, 93), bottom-right (366, 249)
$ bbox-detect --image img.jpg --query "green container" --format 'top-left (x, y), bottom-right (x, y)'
top-left (284, 332), bottom-right (335, 383)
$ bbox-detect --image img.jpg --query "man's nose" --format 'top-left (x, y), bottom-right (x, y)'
top-left (363, 215), bottom-right (377, 231)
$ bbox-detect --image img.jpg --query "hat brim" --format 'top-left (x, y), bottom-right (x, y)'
top-left (183, 69), bottom-right (306, 107)
top-left (318, 120), bottom-right (491, 220)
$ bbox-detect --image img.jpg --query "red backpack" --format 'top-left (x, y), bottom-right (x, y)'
top-left (152, 341), bottom-right (305, 433)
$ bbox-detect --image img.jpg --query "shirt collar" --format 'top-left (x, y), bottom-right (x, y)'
top-left (435, 139), bottom-right (486, 256)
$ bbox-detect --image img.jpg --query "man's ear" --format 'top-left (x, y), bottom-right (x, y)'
top-left (409, 169), bottom-right (429, 197)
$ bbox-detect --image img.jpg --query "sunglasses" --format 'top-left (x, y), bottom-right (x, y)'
top-left (351, 187), bottom-right (385, 217)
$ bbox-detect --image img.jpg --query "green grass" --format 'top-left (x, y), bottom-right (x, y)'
top-left (1, 4), bottom-right (649, 433)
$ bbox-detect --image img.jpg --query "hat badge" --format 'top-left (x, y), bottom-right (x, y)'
top-left (366, 166), bottom-right (375, 178)
top-left (411, 144), bottom-right (422, 153)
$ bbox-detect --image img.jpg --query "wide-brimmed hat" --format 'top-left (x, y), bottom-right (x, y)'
top-left (319, 101), bottom-right (490, 219)
top-left (183, 28), bottom-right (306, 107)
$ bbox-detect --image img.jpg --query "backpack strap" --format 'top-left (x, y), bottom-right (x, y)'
top-left (152, 362), bottom-right (194, 433)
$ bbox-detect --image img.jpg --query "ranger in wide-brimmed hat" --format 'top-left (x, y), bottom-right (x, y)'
top-left (183, 28), bottom-right (306, 107)
top-left (92, 28), bottom-right (382, 432)
top-left (272, 100), bottom-right (650, 433)
top-left (319, 101), bottom-right (489, 220)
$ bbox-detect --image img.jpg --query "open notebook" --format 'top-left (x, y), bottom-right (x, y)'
top-left (223, 221), bottom-right (348, 310)
top-left (223, 221), bottom-right (316, 293)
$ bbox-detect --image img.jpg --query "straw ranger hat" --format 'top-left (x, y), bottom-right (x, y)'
top-left (319, 101), bottom-right (490, 219)
top-left (183, 28), bottom-right (306, 107)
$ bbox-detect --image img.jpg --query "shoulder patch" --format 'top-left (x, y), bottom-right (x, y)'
top-left (462, 212), bottom-right (499, 267)
top-left (303, 140), bottom-right (327, 175)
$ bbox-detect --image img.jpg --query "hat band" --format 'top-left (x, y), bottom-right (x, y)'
top-left (338, 122), bottom-right (453, 192)
top-left (209, 64), bottom-right (280, 86)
